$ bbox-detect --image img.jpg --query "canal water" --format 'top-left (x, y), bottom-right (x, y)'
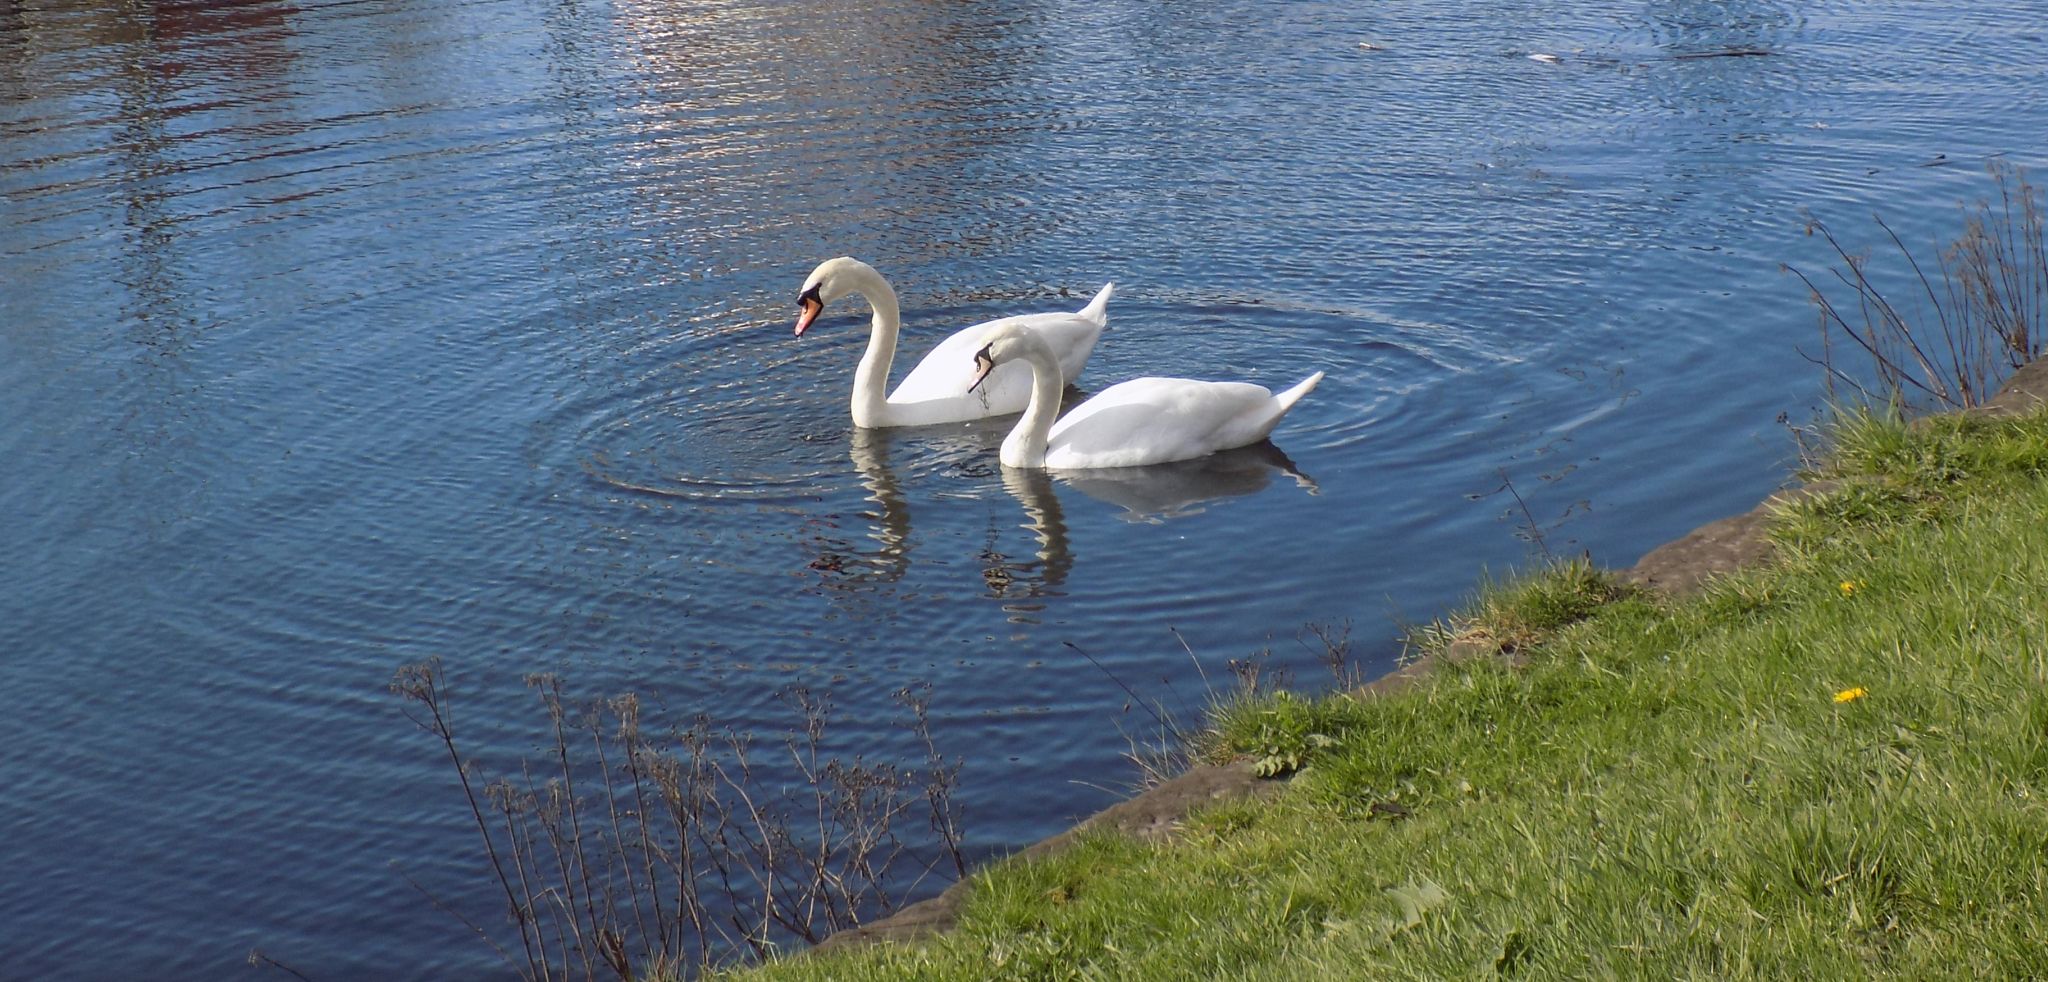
top-left (3, 0), bottom-right (2043, 976)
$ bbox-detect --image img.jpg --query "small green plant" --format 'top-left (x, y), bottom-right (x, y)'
top-left (1248, 730), bottom-right (1339, 778)
top-left (1101, 622), bottom-right (1366, 788)
top-left (1205, 689), bottom-right (1363, 776)
top-left (1401, 556), bottom-right (1633, 661)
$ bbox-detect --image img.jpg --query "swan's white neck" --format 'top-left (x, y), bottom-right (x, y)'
top-left (999, 339), bottom-right (1065, 469)
top-left (843, 266), bottom-right (902, 429)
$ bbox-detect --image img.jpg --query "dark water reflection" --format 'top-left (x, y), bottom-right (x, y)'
top-left (4, 0), bottom-right (2046, 976)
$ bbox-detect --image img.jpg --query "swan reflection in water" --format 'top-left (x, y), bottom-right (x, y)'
top-left (988, 465), bottom-right (1072, 603)
top-left (1046, 441), bottom-right (1317, 523)
top-left (829, 425), bottom-right (1073, 606)
top-left (985, 438), bottom-right (1319, 622)
top-left (813, 429), bottom-right (1316, 609)
top-left (807, 427), bottom-right (915, 583)
top-left (988, 439), bottom-right (1318, 620)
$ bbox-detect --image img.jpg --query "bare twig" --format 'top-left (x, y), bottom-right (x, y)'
top-left (392, 664), bottom-right (969, 979)
top-left (1497, 468), bottom-right (1553, 561)
top-left (1064, 641), bottom-right (1170, 729)
top-left (246, 948), bottom-right (318, 982)
top-left (1791, 162), bottom-right (2046, 411)
top-left (390, 661), bottom-right (541, 978)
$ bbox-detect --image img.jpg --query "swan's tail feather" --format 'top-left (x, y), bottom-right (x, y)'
top-left (1274, 371), bottom-right (1325, 413)
top-left (1078, 282), bottom-right (1115, 325)
top-left (1235, 371), bottom-right (1324, 448)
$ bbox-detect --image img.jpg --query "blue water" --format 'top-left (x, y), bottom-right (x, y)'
top-left (4, 0), bottom-right (2043, 976)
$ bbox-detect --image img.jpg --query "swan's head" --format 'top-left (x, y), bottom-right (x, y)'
top-left (968, 323), bottom-right (1043, 392)
top-left (794, 257), bottom-right (878, 337)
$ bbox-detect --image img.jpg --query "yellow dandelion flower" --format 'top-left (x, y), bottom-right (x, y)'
top-left (1838, 580), bottom-right (1862, 596)
top-left (1833, 687), bottom-right (1868, 704)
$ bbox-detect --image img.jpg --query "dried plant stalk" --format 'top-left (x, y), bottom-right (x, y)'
top-left (1788, 161), bottom-right (2047, 411)
top-left (391, 661), bottom-right (965, 980)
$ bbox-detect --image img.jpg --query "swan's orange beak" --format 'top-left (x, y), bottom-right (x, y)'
top-left (794, 295), bottom-right (823, 337)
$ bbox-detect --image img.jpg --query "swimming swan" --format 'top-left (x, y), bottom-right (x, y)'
top-left (794, 257), bottom-right (1113, 428)
top-left (970, 323), bottom-right (1323, 470)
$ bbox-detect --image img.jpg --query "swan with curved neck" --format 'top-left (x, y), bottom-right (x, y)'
top-left (969, 323), bottom-right (1324, 470)
top-left (794, 258), bottom-right (1113, 428)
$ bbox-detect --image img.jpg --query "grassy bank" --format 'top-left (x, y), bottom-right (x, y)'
top-left (745, 407), bottom-right (2048, 980)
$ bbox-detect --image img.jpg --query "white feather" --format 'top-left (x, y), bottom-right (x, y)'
top-left (794, 258), bottom-right (1112, 428)
top-left (979, 324), bottom-right (1323, 470)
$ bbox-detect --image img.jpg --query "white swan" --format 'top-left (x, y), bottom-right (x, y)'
top-left (970, 323), bottom-right (1324, 470)
top-left (794, 257), bottom-right (1113, 428)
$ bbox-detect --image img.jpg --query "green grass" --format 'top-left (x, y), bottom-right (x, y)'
top-left (740, 410), bottom-right (2048, 981)
top-left (1395, 555), bottom-right (1637, 664)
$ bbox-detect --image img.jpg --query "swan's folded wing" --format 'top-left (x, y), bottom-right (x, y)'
top-left (1046, 378), bottom-right (1275, 468)
top-left (890, 312), bottom-right (1105, 407)
top-left (888, 319), bottom-right (1005, 403)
